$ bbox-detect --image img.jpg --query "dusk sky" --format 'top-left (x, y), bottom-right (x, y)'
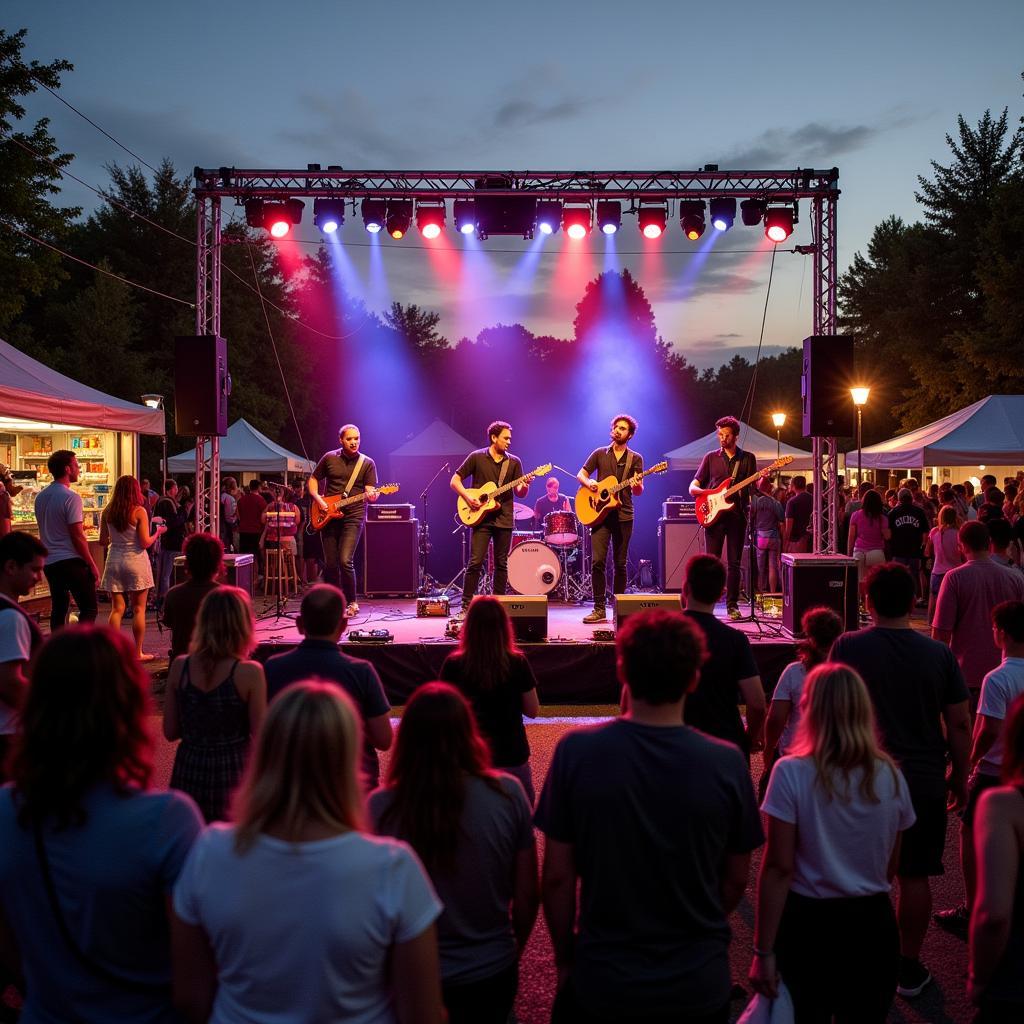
top-left (9, 0), bottom-right (1023, 368)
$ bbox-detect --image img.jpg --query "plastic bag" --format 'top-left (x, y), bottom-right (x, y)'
top-left (736, 980), bottom-right (795, 1024)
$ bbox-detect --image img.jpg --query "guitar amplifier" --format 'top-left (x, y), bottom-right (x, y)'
top-left (658, 517), bottom-right (704, 592)
top-left (173, 553), bottom-right (255, 597)
top-left (491, 595), bottom-right (548, 642)
top-left (366, 504), bottom-right (415, 522)
top-left (363, 518), bottom-right (418, 596)
top-left (662, 499), bottom-right (696, 520)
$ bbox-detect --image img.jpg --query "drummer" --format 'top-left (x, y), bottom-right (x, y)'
top-left (533, 476), bottom-right (570, 529)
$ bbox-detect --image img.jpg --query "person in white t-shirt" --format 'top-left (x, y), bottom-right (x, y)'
top-left (750, 663), bottom-right (916, 1023)
top-left (171, 681), bottom-right (446, 1024)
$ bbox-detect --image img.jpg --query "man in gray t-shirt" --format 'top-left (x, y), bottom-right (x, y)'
top-left (33, 450), bottom-right (98, 632)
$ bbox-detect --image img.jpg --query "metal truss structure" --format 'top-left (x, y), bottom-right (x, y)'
top-left (193, 166), bottom-right (841, 550)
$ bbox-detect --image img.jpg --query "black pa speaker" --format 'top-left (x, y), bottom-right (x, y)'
top-left (363, 519), bottom-right (418, 596)
top-left (781, 554), bottom-right (858, 635)
top-left (175, 335), bottom-right (229, 436)
top-left (801, 335), bottom-right (854, 437)
top-left (173, 552), bottom-right (254, 597)
top-left (492, 595), bottom-right (548, 642)
top-left (658, 517), bottom-right (704, 592)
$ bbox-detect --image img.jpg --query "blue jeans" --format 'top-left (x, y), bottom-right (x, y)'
top-left (157, 547), bottom-right (180, 602)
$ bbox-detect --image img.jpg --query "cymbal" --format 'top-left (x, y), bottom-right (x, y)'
top-left (513, 502), bottom-right (535, 520)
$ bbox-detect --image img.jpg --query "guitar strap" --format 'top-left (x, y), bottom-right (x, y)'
top-left (342, 454), bottom-right (365, 498)
top-left (728, 450), bottom-right (741, 483)
top-left (497, 456), bottom-right (512, 488)
top-left (624, 450), bottom-right (635, 480)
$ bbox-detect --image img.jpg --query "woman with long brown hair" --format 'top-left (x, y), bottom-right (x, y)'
top-left (439, 596), bottom-right (540, 802)
top-left (750, 664), bottom-right (915, 1022)
top-left (99, 474), bottom-right (165, 660)
top-left (163, 586), bottom-right (266, 822)
top-left (0, 626), bottom-right (202, 1022)
top-left (171, 681), bottom-right (445, 1024)
top-left (370, 682), bottom-right (538, 1024)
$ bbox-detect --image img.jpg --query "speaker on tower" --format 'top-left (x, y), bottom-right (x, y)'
top-left (174, 335), bottom-right (229, 436)
top-left (801, 335), bottom-right (854, 437)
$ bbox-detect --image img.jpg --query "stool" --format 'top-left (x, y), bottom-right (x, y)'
top-left (264, 542), bottom-right (298, 597)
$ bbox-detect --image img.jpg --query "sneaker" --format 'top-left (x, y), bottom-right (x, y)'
top-left (934, 903), bottom-right (969, 937)
top-left (896, 957), bottom-right (932, 998)
top-left (346, 602), bottom-right (361, 617)
top-left (583, 608), bottom-right (608, 624)
top-left (727, 605), bottom-right (742, 621)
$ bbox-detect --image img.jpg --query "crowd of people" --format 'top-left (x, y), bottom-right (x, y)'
top-left (1, 463), bottom-right (1024, 1021)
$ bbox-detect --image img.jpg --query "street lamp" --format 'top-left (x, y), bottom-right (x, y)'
top-left (771, 412), bottom-right (786, 481)
top-left (141, 394), bottom-right (167, 489)
top-left (851, 387), bottom-right (870, 485)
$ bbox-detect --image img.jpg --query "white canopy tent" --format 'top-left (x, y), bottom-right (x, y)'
top-left (665, 421), bottom-right (815, 473)
top-left (0, 338), bottom-right (165, 434)
top-left (166, 418), bottom-right (314, 476)
top-left (858, 395), bottom-right (1024, 469)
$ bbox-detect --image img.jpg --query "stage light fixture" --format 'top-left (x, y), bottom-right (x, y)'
top-left (453, 199), bottom-right (476, 236)
top-left (386, 200), bottom-right (413, 239)
top-left (596, 201), bottom-right (621, 235)
top-left (679, 200), bottom-right (705, 240)
top-left (415, 203), bottom-right (446, 239)
top-left (243, 199), bottom-right (264, 228)
top-left (764, 205), bottom-right (795, 243)
top-left (535, 200), bottom-right (563, 235)
top-left (709, 198), bottom-right (736, 232)
top-left (313, 198), bottom-right (345, 235)
top-left (562, 205), bottom-right (592, 240)
top-left (261, 198), bottom-right (304, 238)
top-left (361, 198), bottom-right (387, 234)
top-left (637, 203), bottom-right (668, 239)
top-left (740, 199), bottom-right (766, 227)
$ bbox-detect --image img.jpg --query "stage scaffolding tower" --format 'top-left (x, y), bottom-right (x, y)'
top-left (192, 166), bottom-right (842, 551)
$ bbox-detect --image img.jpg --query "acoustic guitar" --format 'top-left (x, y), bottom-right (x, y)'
top-left (575, 461), bottom-right (668, 527)
top-left (457, 464), bottom-right (552, 528)
top-left (693, 455), bottom-right (794, 527)
top-left (309, 484), bottom-right (400, 531)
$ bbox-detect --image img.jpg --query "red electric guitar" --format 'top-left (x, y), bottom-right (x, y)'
top-left (693, 456), bottom-right (794, 527)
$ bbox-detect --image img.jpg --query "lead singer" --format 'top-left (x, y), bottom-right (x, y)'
top-left (689, 416), bottom-right (757, 620)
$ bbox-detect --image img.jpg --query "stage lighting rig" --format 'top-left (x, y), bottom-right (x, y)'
top-left (453, 199), bottom-right (476, 236)
top-left (244, 198), bottom-right (303, 238)
top-left (679, 200), bottom-right (705, 241)
top-left (596, 201), bottom-right (621, 235)
top-left (535, 200), bottom-right (563, 235)
top-left (562, 205), bottom-right (592, 240)
top-left (361, 198), bottom-right (387, 234)
top-left (709, 198), bottom-right (736, 232)
top-left (637, 203), bottom-right (668, 239)
top-left (386, 200), bottom-right (414, 239)
top-left (764, 205), bottom-right (796, 243)
top-left (313, 199), bottom-right (345, 234)
top-left (415, 203), bottom-right (446, 239)
top-left (740, 199), bottom-right (766, 226)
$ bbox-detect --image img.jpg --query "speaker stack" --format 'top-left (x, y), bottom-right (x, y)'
top-left (781, 553), bottom-right (859, 635)
top-left (801, 335), bottom-right (855, 437)
top-left (173, 552), bottom-right (255, 597)
top-left (363, 508), bottom-right (418, 597)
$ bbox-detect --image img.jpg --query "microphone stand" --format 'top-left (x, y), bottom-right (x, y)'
top-left (419, 460), bottom-right (450, 596)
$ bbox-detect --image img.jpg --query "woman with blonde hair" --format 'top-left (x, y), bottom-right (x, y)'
top-left (749, 664), bottom-right (916, 1022)
top-left (99, 474), bottom-right (165, 659)
top-left (171, 682), bottom-right (445, 1024)
top-left (164, 586), bottom-right (266, 822)
top-left (925, 503), bottom-right (964, 624)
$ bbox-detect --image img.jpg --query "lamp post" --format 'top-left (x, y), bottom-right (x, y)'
top-left (851, 387), bottom-right (870, 486)
top-left (141, 394), bottom-right (166, 487)
top-left (771, 412), bottom-right (786, 482)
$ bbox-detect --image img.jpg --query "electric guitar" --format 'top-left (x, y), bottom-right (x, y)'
top-left (693, 455), bottom-right (794, 527)
top-left (575, 461), bottom-right (668, 527)
top-left (309, 484), bottom-right (400, 531)
top-left (457, 464), bottom-right (552, 528)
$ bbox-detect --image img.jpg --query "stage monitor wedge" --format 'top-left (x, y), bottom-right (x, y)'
top-left (614, 594), bottom-right (683, 631)
top-left (174, 335), bottom-right (229, 436)
top-left (491, 595), bottom-right (548, 642)
top-left (801, 335), bottom-right (855, 437)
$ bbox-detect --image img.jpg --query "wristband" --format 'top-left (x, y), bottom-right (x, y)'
top-left (753, 946), bottom-right (774, 957)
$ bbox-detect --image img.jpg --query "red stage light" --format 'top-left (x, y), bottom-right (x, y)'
top-left (269, 219), bottom-right (290, 238)
top-left (764, 206), bottom-right (795, 243)
top-left (562, 205), bottom-right (592, 240)
top-left (637, 204), bottom-right (667, 240)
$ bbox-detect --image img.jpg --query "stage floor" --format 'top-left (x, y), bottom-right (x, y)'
top-left (249, 594), bottom-right (798, 705)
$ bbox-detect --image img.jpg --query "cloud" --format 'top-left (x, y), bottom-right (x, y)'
top-left (716, 121), bottom-right (882, 168)
top-left (493, 95), bottom-right (601, 131)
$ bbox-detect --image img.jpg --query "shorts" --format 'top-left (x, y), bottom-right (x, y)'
top-left (853, 547), bottom-right (886, 574)
top-left (930, 572), bottom-right (946, 596)
top-left (898, 782), bottom-right (947, 877)
top-left (962, 772), bottom-right (1002, 829)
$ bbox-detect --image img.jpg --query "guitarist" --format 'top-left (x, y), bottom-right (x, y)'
top-left (577, 414), bottom-right (645, 624)
top-left (450, 420), bottom-right (531, 610)
top-left (309, 424), bottom-right (378, 617)
top-left (688, 416), bottom-right (756, 620)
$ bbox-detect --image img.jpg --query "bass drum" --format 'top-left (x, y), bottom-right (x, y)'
top-left (507, 541), bottom-right (562, 595)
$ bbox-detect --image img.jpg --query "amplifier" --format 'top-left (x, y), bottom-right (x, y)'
top-left (173, 552), bottom-right (255, 597)
top-left (781, 554), bottom-right (858, 635)
top-left (491, 595), bottom-right (548, 642)
top-left (363, 518), bottom-right (418, 596)
top-left (662, 500), bottom-right (696, 520)
top-left (658, 518), bottom-right (704, 592)
top-left (366, 504), bottom-right (415, 522)
top-left (614, 593), bottom-right (683, 631)
top-left (417, 595), bottom-right (451, 617)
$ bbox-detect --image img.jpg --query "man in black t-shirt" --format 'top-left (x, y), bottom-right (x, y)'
top-left (577, 414), bottom-right (645, 624)
top-left (308, 424), bottom-right (379, 617)
top-left (533, 476), bottom-right (571, 530)
top-left (888, 488), bottom-right (931, 601)
top-left (450, 420), bottom-right (531, 610)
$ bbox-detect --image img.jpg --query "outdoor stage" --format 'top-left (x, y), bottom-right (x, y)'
top-left (249, 595), bottom-right (798, 705)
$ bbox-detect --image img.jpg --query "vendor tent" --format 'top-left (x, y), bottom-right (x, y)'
top-left (387, 417), bottom-right (476, 478)
top-left (665, 421), bottom-right (815, 473)
top-left (0, 338), bottom-right (164, 434)
top-left (166, 418), bottom-right (315, 475)
top-left (859, 395), bottom-right (1024, 469)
